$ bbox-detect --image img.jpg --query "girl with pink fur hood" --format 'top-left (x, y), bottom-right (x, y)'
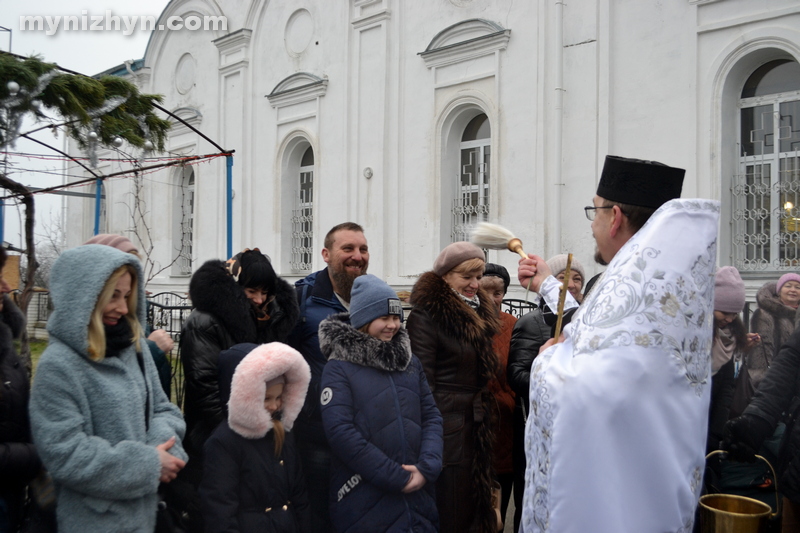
top-left (199, 342), bottom-right (311, 533)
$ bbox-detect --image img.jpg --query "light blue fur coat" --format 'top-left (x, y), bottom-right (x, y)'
top-left (29, 245), bottom-right (187, 533)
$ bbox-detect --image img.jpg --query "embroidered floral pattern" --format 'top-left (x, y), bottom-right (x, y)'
top-left (568, 201), bottom-right (719, 396)
top-left (521, 199), bottom-right (719, 532)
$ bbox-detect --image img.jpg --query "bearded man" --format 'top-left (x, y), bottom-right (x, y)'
top-left (287, 222), bottom-right (369, 533)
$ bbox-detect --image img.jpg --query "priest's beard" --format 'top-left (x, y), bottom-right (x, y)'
top-left (594, 247), bottom-right (608, 266)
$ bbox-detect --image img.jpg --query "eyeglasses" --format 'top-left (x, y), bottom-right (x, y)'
top-left (584, 206), bottom-right (614, 221)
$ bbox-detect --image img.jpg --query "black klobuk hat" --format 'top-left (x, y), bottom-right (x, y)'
top-left (596, 155), bottom-right (685, 209)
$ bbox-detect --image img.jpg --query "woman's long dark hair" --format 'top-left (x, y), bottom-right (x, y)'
top-left (715, 314), bottom-right (748, 351)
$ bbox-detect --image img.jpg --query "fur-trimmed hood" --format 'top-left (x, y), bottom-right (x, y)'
top-left (189, 259), bottom-right (300, 344)
top-left (319, 312), bottom-right (412, 372)
top-left (410, 271), bottom-right (500, 345)
top-left (756, 281), bottom-right (800, 323)
top-left (228, 342), bottom-right (310, 439)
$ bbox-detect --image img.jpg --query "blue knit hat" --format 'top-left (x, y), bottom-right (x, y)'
top-left (349, 274), bottom-right (404, 329)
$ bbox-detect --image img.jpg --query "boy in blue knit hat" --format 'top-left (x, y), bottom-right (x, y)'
top-left (318, 274), bottom-right (443, 532)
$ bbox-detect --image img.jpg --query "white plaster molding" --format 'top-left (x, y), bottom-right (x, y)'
top-left (352, 9), bottom-right (391, 30)
top-left (420, 19), bottom-right (510, 69)
top-left (267, 73), bottom-right (328, 108)
top-left (214, 29), bottom-right (253, 73)
top-left (168, 107), bottom-right (203, 135)
top-left (697, 6), bottom-right (800, 34)
top-left (689, 0), bottom-right (724, 5)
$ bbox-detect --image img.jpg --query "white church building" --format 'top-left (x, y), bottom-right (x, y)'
top-left (64, 0), bottom-right (800, 298)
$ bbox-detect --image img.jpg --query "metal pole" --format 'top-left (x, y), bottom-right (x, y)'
top-left (0, 201), bottom-right (4, 244)
top-left (94, 178), bottom-right (103, 235)
top-left (226, 155), bottom-right (233, 258)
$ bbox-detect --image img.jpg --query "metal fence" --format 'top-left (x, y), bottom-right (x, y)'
top-left (146, 292), bottom-right (193, 409)
top-left (501, 298), bottom-right (537, 318)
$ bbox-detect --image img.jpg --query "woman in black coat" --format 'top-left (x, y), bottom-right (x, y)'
top-left (0, 247), bottom-right (40, 532)
top-left (181, 249), bottom-right (300, 461)
top-left (723, 325), bottom-right (800, 530)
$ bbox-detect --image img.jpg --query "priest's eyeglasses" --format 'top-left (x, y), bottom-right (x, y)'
top-left (584, 206), bottom-right (614, 221)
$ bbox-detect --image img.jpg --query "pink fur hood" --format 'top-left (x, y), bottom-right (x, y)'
top-left (228, 342), bottom-right (311, 439)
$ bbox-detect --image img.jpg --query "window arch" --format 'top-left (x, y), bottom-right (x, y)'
top-left (454, 113), bottom-right (491, 242)
top-left (279, 133), bottom-right (316, 274)
top-left (733, 59), bottom-right (800, 271)
top-left (291, 146), bottom-right (314, 272)
top-left (173, 166), bottom-right (195, 275)
top-left (439, 102), bottom-right (493, 246)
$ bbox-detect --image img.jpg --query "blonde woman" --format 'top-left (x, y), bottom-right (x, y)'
top-left (29, 244), bottom-right (187, 533)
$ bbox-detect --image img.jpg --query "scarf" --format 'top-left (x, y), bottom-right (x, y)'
top-left (711, 327), bottom-right (736, 376)
top-left (104, 319), bottom-right (134, 358)
top-left (453, 288), bottom-right (480, 310)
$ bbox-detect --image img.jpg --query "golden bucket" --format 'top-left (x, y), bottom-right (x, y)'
top-left (699, 451), bottom-right (780, 533)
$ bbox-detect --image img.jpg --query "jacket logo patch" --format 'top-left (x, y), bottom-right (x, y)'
top-left (320, 387), bottom-right (333, 405)
top-left (337, 474), bottom-right (362, 501)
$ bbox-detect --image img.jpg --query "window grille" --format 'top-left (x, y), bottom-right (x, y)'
top-left (732, 60), bottom-right (800, 272)
top-left (452, 114), bottom-right (491, 242)
top-left (291, 147), bottom-right (314, 272)
top-left (178, 169), bottom-right (194, 275)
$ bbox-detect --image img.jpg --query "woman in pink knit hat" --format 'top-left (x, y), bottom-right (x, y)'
top-left (749, 272), bottom-right (800, 391)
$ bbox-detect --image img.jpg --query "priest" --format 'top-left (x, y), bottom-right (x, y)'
top-left (517, 155), bottom-right (718, 532)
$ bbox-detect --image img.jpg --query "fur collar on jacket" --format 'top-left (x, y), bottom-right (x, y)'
top-left (756, 281), bottom-right (800, 323)
top-left (189, 259), bottom-right (300, 344)
top-left (228, 342), bottom-right (311, 439)
top-left (319, 313), bottom-right (412, 372)
top-left (410, 271), bottom-right (500, 346)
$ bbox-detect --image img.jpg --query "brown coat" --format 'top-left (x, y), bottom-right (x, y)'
top-left (407, 272), bottom-right (499, 533)
top-left (749, 281), bottom-right (800, 390)
top-left (489, 311), bottom-right (516, 474)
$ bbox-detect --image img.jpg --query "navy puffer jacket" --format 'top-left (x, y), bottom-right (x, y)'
top-left (287, 268), bottom-right (347, 446)
top-left (319, 314), bottom-right (443, 533)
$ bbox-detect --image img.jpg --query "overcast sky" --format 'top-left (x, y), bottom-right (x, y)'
top-left (1, 0), bottom-right (170, 249)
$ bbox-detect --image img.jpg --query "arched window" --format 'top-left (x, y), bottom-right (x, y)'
top-left (734, 59), bottom-right (800, 270)
top-left (173, 167), bottom-right (195, 275)
top-left (291, 147), bottom-right (314, 272)
top-left (452, 113), bottom-right (491, 242)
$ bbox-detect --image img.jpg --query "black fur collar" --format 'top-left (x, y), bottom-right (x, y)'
top-left (319, 313), bottom-right (412, 372)
top-left (188, 259), bottom-right (299, 344)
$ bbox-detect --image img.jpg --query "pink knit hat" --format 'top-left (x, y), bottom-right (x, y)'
top-left (777, 273), bottom-right (800, 293)
top-left (84, 234), bottom-right (139, 255)
top-left (433, 242), bottom-right (485, 276)
top-left (714, 266), bottom-right (745, 313)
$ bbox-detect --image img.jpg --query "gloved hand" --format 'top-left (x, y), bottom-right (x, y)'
top-left (721, 415), bottom-right (773, 463)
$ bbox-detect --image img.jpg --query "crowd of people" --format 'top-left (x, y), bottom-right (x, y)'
top-left (5, 154), bottom-right (800, 532)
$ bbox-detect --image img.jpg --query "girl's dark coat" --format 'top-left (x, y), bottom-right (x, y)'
top-left (406, 271), bottom-right (499, 533)
top-left (319, 314), bottom-right (443, 533)
top-left (201, 427), bottom-right (309, 533)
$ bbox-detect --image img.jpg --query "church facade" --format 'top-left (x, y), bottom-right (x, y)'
top-left (64, 0), bottom-right (800, 297)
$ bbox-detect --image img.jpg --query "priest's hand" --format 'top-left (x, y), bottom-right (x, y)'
top-left (721, 415), bottom-right (772, 463)
top-left (518, 254), bottom-right (551, 293)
